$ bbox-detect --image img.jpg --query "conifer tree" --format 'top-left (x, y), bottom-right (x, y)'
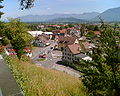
top-left (79, 23), bottom-right (120, 96)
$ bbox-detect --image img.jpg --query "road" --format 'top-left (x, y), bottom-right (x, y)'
top-left (31, 40), bottom-right (56, 60)
top-left (31, 41), bottom-right (81, 78)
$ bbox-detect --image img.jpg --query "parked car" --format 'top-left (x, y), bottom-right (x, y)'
top-left (39, 54), bottom-right (46, 58)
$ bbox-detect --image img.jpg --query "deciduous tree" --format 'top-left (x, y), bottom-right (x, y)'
top-left (5, 18), bottom-right (33, 59)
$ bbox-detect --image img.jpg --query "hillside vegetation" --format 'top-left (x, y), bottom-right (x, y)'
top-left (3, 55), bottom-right (87, 96)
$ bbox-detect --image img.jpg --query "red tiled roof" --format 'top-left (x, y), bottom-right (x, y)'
top-left (94, 31), bottom-right (100, 35)
top-left (0, 46), bottom-right (4, 49)
top-left (50, 25), bottom-right (60, 27)
top-left (60, 29), bottom-right (67, 33)
top-left (67, 44), bottom-right (81, 54)
top-left (0, 46), bottom-right (4, 52)
top-left (24, 48), bottom-right (32, 53)
top-left (58, 36), bottom-right (77, 45)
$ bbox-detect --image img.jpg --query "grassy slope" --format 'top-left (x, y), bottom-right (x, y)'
top-left (3, 55), bottom-right (87, 96)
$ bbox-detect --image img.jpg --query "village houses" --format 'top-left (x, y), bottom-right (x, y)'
top-left (57, 36), bottom-right (79, 50)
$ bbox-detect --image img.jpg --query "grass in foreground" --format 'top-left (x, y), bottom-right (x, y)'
top-left (3, 55), bottom-right (87, 96)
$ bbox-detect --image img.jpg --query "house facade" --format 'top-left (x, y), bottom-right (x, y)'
top-left (33, 33), bottom-right (50, 47)
top-left (4, 47), bottom-right (32, 57)
top-left (62, 44), bottom-right (92, 63)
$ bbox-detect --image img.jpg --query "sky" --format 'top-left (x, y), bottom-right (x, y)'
top-left (1, 0), bottom-right (120, 20)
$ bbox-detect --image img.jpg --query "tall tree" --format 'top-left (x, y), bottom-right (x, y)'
top-left (5, 18), bottom-right (33, 59)
top-left (79, 23), bottom-right (120, 96)
top-left (0, 0), bottom-right (4, 18)
top-left (80, 24), bottom-right (86, 37)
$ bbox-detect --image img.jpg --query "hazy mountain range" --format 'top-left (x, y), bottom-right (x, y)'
top-left (48, 17), bottom-right (88, 23)
top-left (19, 7), bottom-right (120, 23)
top-left (19, 12), bottom-right (99, 22)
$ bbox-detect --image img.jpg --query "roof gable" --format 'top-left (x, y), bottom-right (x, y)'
top-left (58, 36), bottom-right (78, 45)
top-left (67, 44), bottom-right (81, 54)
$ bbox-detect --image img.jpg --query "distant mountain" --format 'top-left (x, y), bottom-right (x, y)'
top-left (75, 12), bottom-right (99, 20)
top-left (19, 7), bottom-right (120, 22)
top-left (48, 17), bottom-right (87, 23)
top-left (93, 7), bottom-right (120, 22)
top-left (19, 12), bottom-right (99, 22)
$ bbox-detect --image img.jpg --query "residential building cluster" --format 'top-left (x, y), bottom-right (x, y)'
top-left (26, 24), bottom-right (100, 63)
top-left (0, 23), bottom-right (102, 63)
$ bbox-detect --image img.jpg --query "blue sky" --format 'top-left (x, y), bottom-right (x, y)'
top-left (1, 0), bottom-right (120, 19)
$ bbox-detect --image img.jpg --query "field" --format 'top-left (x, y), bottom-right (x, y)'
top-left (3, 55), bottom-right (87, 96)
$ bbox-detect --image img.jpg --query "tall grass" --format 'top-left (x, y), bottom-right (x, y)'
top-left (3, 55), bottom-right (87, 96)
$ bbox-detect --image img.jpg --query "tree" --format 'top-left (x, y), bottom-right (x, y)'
top-left (0, 0), bottom-right (35, 18)
top-left (79, 23), bottom-right (120, 96)
top-left (0, 0), bottom-right (34, 17)
top-left (1, 37), bottom-right (9, 46)
top-left (94, 25), bottom-right (99, 31)
top-left (20, 0), bottom-right (35, 9)
top-left (86, 30), bottom-right (95, 38)
top-left (5, 18), bottom-right (33, 59)
top-left (0, 0), bottom-right (34, 59)
top-left (80, 24), bottom-right (86, 37)
top-left (68, 24), bottom-right (74, 28)
top-left (0, 21), bottom-right (5, 36)
top-left (0, 0), bottom-right (4, 18)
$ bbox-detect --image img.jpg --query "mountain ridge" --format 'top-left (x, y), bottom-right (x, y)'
top-left (19, 12), bottom-right (99, 22)
top-left (19, 7), bottom-right (120, 22)
top-left (92, 7), bottom-right (120, 21)
top-left (48, 17), bottom-right (87, 23)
